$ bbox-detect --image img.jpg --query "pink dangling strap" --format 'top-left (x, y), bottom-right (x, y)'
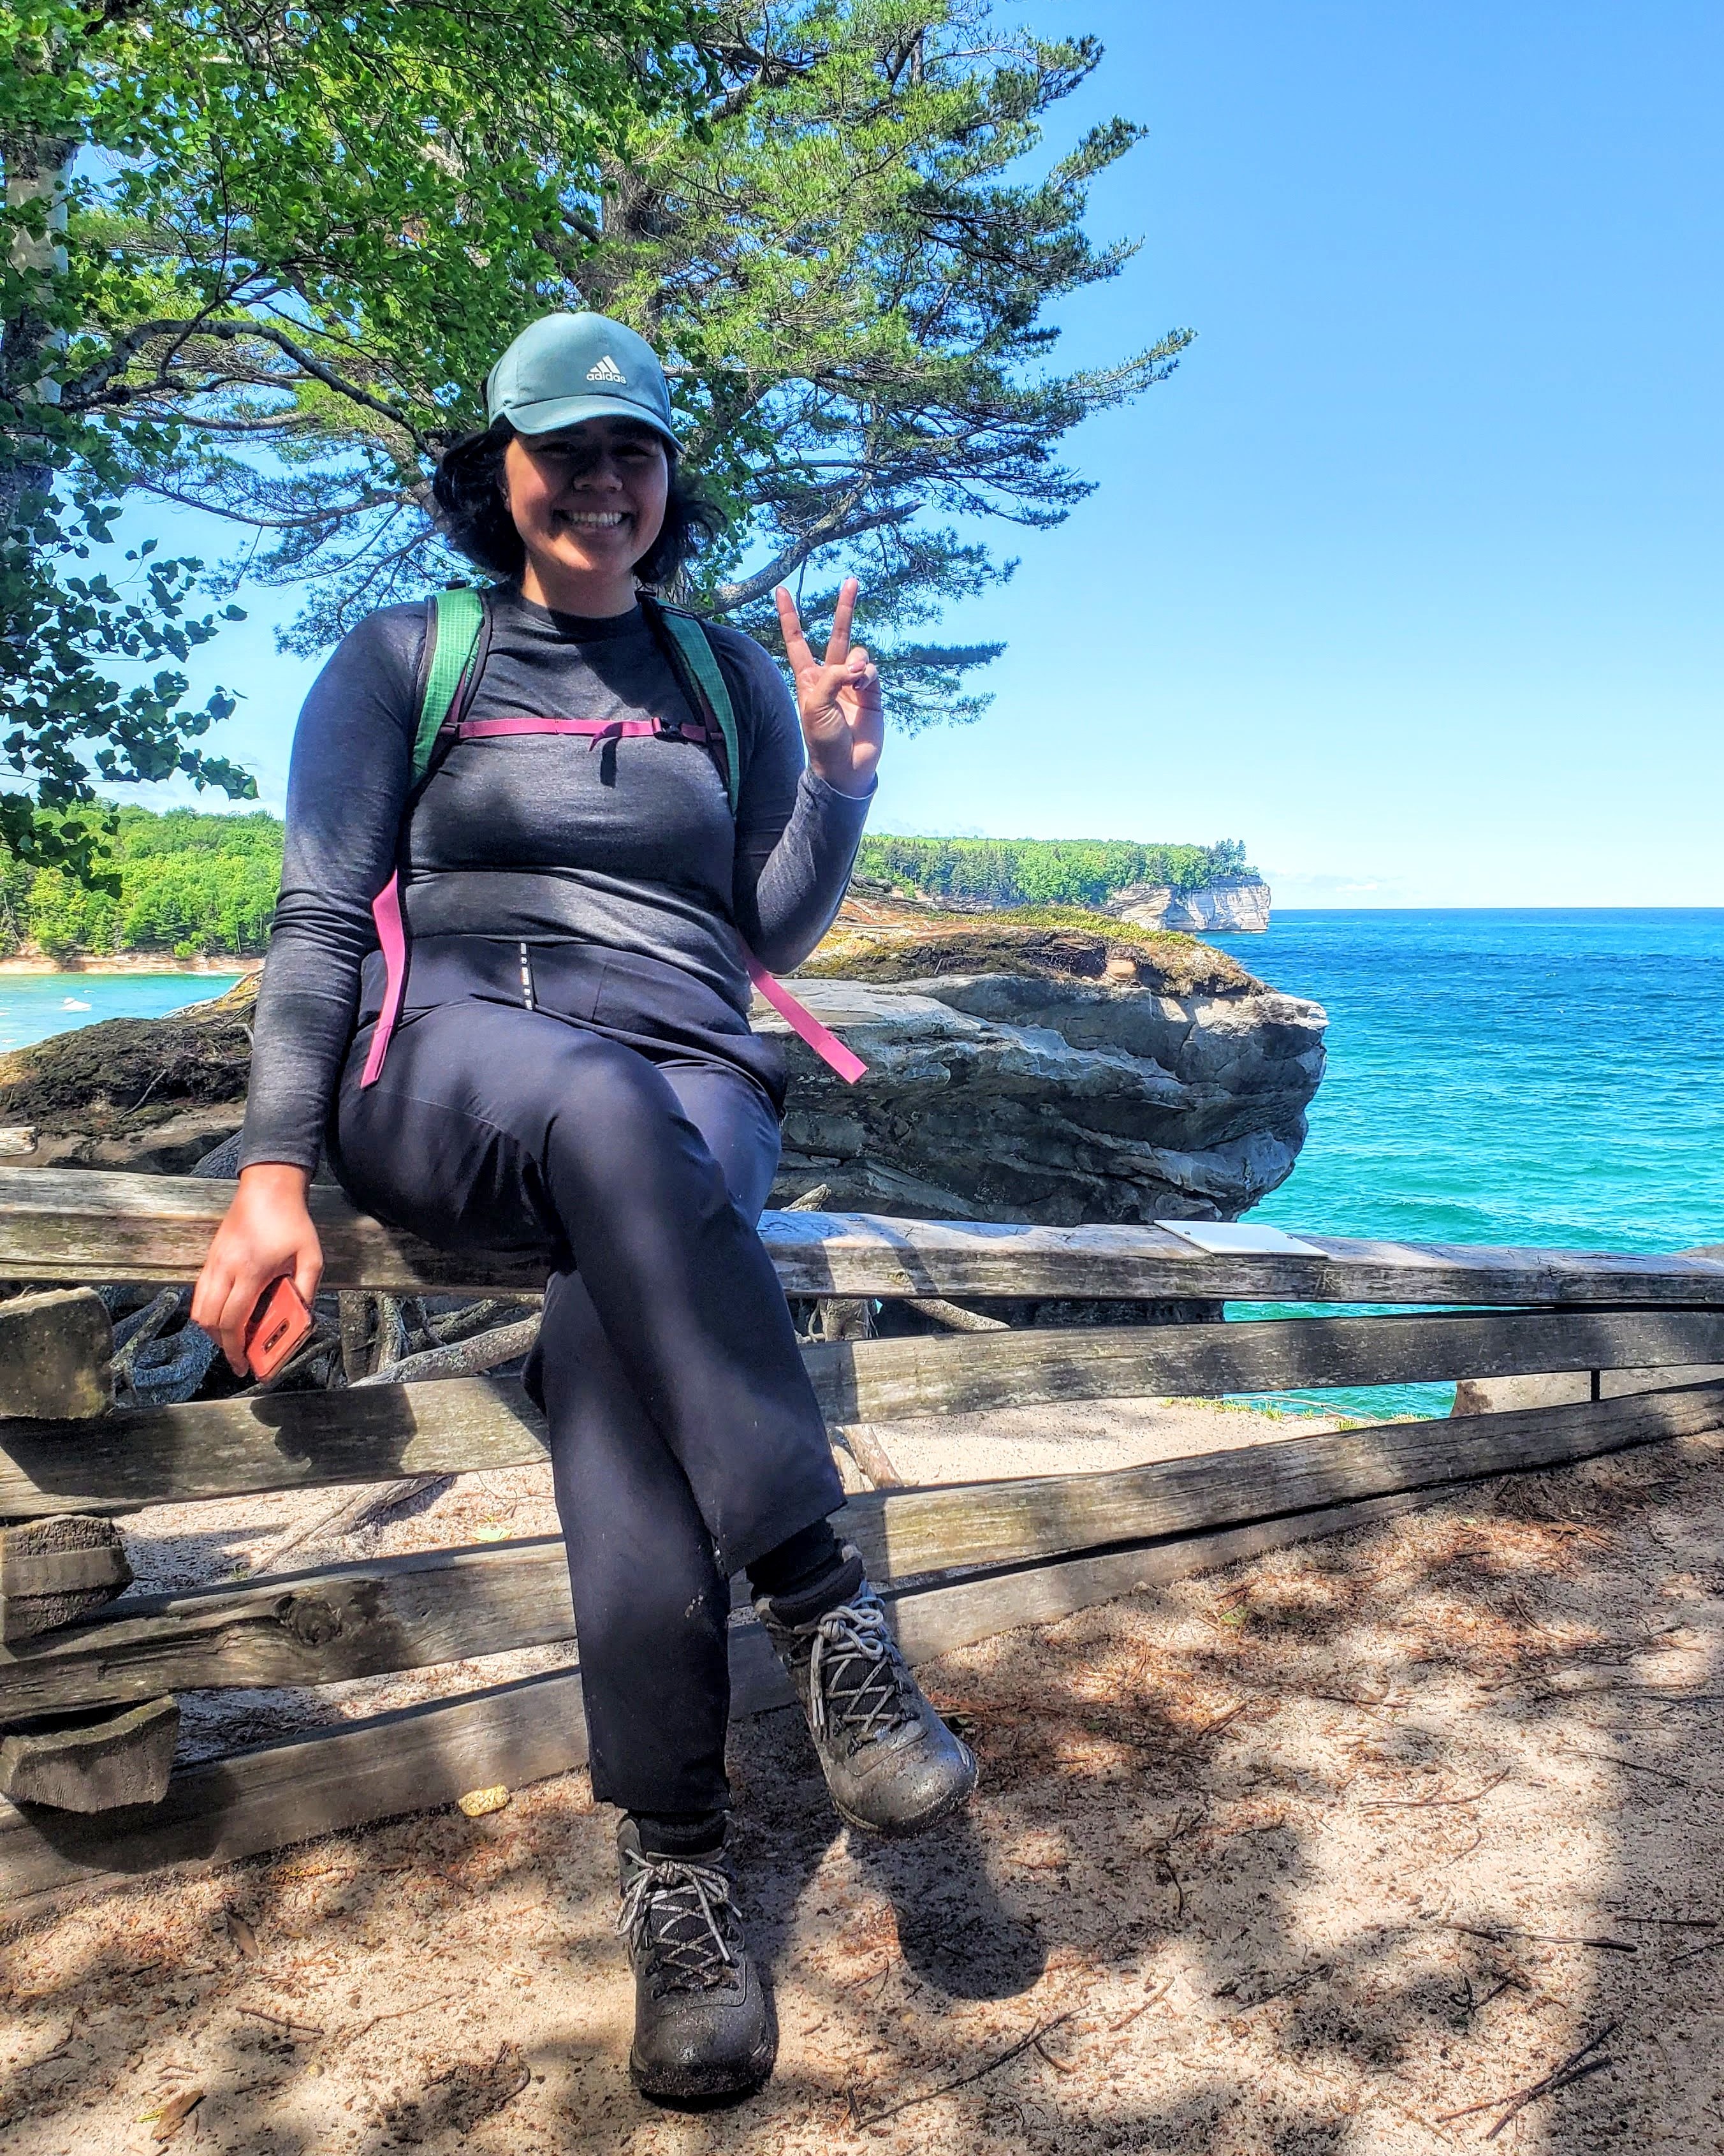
top-left (359, 872), bottom-right (407, 1089)
top-left (745, 954), bottom-right (867, 1085)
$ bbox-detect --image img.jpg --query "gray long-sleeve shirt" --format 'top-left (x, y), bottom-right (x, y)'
top-left (240, 587), bottom-right (872, 1171)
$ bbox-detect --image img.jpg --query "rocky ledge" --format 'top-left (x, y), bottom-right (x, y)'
top-left (768, 897), bottom-right (1326, 1224)
top-left (0, 903), bottom-right (1326, 1225)
top-left (0, 977), bottom-right (257, 1174)
top-left (763, 976), bottom-right (1324, 1226)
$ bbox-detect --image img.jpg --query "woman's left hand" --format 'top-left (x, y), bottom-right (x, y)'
top-left (775, 576), bottom-right (882, 798)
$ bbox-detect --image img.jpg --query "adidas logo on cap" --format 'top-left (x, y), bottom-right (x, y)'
top-left (585, 354), bottom-right (627, 384)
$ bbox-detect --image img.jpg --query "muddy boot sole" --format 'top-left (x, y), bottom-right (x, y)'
top-left (629, 2035), bottom-right (777, 2105)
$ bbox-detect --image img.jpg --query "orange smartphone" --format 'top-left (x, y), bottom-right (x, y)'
top-left (243, 1277), bottom-right (314, 1382)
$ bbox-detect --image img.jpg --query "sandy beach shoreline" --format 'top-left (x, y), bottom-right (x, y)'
top-left (0, 952), bottom-right (262, 976)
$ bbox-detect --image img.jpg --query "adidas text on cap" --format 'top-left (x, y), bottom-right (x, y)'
top-left (485, 312), bottom-right (678, 450)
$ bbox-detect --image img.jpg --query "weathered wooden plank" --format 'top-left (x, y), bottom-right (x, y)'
top-left (0, 1376), bottom-right (548, 1521)
top-left (805, 1307), bottom-right (1724, 1423)
top-left (12, 1375), bottom-right (1717, 1717)
top-left (1, 1539), bottom-right (578, 1718)
top-left (6, 1472), bottom-right (1421, 1717)
top-left (0, 1668), bottom-right (589, 1916)
top-left (879, 1486), bottom-right (1438, 1669)
top-left (844, 1377), bottom-right (1724, 1581)
top-left (0, 1289), bottom-right (111, 1419)
top-left (0, 1170), bottom-right (544, 1296)
top-left (0, 1484), bottom-right (1436, 1916)
top-left (3, 1170), bottom-right (1724, 1305)
top-left (8, 1303), bottom-right (1724, 1523)
top-left (764, 1216), bottom-right (1724, 1307)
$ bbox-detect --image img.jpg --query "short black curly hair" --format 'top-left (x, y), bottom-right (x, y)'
top-left (430, 418), bottom-right (723, 589)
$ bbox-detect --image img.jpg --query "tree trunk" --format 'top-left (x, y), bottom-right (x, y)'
top-left (1, 126), bottom-right (75, 528)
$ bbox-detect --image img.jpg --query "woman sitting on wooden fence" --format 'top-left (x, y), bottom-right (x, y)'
top-left (191, 311), bottom-right (976, 2103)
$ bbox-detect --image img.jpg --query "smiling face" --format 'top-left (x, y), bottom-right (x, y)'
top-left (502, 416), bottom-right (671, 615)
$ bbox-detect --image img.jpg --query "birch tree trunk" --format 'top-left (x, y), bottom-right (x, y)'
top-left (1, 125), bottom-right (75, 527)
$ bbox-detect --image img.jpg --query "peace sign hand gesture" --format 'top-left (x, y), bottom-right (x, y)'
top-left (774, 576), bottom-right (882, 798)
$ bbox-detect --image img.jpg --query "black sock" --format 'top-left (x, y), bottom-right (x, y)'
top-left (748, 1520), bottom-right (865, 1625)
top-left (632, 1808), bottom-right (727, 1859)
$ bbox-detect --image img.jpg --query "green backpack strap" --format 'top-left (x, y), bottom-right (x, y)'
top-left (652, 602), bottom-right (741, 816)
top-left (411, 586), bottom-right (486, 788)
top-left (413, 586), bottom-right (741, 812)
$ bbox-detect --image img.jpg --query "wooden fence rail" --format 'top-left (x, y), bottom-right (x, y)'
top-left (0, 1491), bottom-right (1441, 1921)
top-left (2, 1170), bottom-right (1723, 1916)
top-left (1, 1170), bottom-right (1722, 1305)
top-left (7, 1377), bottom-right (1722, 1729)
top-left (6, 1307), bottom-right (1724, 1524)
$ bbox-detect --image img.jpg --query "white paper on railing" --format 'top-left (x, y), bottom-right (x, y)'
top-left (1153, 1221), bottom-right (1329, 1259)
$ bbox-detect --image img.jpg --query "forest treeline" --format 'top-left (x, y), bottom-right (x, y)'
top-left (0, 812), bottom-right (1257, 958)
top-left (856, 837), bottom-right (1255, 910)
top-left (0, 808), bottom-right (284, 958)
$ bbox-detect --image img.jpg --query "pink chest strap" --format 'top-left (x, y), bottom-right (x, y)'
top-left (360, 712), bottom-right (865, 1086)
top-left (456, 714), bottom-right (708, 745)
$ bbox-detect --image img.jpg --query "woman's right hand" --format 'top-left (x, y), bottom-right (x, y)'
top-left (191, 1162), bottom-right (325, 1375)
top-left (773, 576), bottom-right (882, 798)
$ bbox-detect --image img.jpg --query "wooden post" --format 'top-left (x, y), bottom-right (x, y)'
top-left (0, 1516), bottom-right (131, 1643)
top-left (0, 1289), bottom-right (111, 1420)
top-left (0, 1697), bottom-right (179, 1812)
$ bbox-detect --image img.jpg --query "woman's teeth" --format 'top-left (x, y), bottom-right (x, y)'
top-left (559, 511), bottom-right (627, 529)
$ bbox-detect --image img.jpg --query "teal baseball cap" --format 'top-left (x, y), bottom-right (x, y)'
top-left (485, 311), bottom-right (679, 450)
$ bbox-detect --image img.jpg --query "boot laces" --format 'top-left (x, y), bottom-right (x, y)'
top-left (807, 1595), bottom-right (915, 1745)
top-left (617, 1852), bottom-right (740, 1994)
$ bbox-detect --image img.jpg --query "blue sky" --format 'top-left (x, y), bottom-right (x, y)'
top-left (119, 1), bottom-right (1721, 906)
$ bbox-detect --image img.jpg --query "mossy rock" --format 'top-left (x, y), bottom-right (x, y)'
top-left (0, 974), bottom-right (257, 1136)
top-left (796, 902), bottom-right (1262, 997)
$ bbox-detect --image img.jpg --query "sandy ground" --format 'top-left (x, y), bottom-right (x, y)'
top-left (5, 1410), bottom-right (1724, 2154)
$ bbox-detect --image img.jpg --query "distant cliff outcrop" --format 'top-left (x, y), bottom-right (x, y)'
top-left (1104, 876), bottom-right (1271, 934)
top-left (853, 837), bottom-right (1263, 923)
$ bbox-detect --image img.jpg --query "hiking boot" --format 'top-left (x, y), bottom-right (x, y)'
top-left (616, 1820), bottom-right (775, 2103)
top-left (756, 1577), bottom-right (978, 1838)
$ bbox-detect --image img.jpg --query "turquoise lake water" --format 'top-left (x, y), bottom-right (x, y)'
top-left (0, 972), bottom-right (242, 1053)
top-left (1208, 909), bottom-right (1724, 1418)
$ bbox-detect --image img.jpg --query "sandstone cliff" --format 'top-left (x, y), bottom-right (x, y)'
top-left (761, 971), bottom-right (1323, 1226)
top-left (1104, 875), bottom-right (1272, 934)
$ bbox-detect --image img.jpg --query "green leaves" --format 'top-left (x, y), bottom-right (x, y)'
top-left (0, 803), bottom-right (285, 957)
top-left (3, 1), bottom-right (696, 865)
top-left (4, 0), bottom-right (1188, 752)
top-left (0, 434), bottom-right (256, 876)
top-left (548, 4), bottom-right (1194, 722)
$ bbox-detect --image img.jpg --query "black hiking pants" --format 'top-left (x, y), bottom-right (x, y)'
top-left (328, 935), bottom-right (844, 1815)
